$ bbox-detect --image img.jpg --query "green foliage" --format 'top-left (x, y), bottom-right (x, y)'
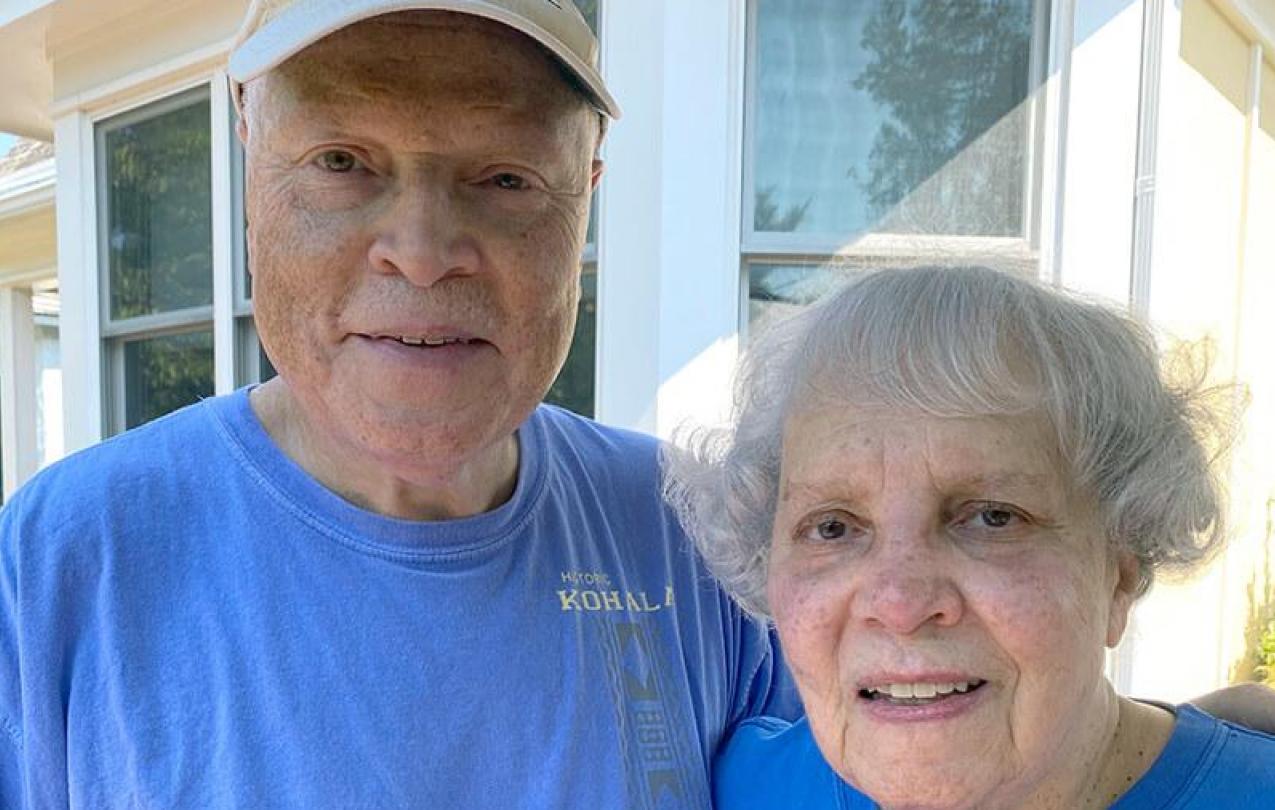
top-left (124, 332), bottom-right (214, 430)
top-left (1231, 551), bottom-right (1275, 687)
top-left (1258, 621), bottom-right (1275, 687)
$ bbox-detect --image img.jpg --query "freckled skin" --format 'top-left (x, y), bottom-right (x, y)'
top-left (237, 12), bottom-right (603, 520)
top-left (768, 404), bottom-right (1151, 809)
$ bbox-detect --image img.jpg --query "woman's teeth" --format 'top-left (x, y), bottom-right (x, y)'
top-left (860, 680), bottom-right (985, 701)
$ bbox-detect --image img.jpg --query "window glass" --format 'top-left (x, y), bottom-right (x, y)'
top-left (101, 90), bottom-right (213, 320)
top-left (123, 330), bottom-right (214, 430)
top-left (545, 265), bottom-right (597, 417)
top-left (577, 0), bottom-right (598, 32)
top-left (543, 0), bottom-right (600, 417)
top-left (748, 262), bottom-right (852, 331)
top-left (749, 0), bottom-right (1036, 239)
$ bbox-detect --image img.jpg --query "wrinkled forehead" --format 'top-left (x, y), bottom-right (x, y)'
top-left (255, 11), bottom-right (585, 116)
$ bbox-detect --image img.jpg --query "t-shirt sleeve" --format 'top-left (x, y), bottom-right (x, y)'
top-left (0, 503), bottom-right (25, 807)
top-left (732, 615), bottom-right (803, 724)
top-left (0, 731), bottom-right (21, 809)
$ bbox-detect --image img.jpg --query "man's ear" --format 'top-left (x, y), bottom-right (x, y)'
top-left (590, 159), bottom-right (605, 192)
top-left (1106, 551), bottom-right (1142, 648)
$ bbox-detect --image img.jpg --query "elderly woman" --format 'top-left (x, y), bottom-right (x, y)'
top-left (665, 266), bottom-right (1275, 809)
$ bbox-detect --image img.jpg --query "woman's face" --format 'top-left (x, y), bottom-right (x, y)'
top-left (768, 405), bottom-right (1139, 809)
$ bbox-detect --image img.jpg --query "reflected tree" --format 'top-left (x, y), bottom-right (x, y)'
top-left (754, 186), bottom-right (813, 233)
top-left (124, 332), bottom-right (214, 430)
top-left (105, 99), bottom-right (213, 320)
top-left (852, 0), bottom-right (1033, 235)
top-left (545, 273), bottom-right (597, 417)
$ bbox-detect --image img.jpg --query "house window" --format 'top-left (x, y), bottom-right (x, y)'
top-left (743, 0), bottom-right (1049, 328)
top-left (98, 87), bottom-right (215, 432)
top-left (231, 106), bottom-right (278, 389)
top-left (544, 0), bottom-right (600, 417)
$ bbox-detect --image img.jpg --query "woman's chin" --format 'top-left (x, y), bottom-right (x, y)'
top-left (838, 756), bottom-right (1007, 810)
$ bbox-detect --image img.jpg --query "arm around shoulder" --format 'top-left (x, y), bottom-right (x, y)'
top-left (1190, 683), bottom-right (1275, 735)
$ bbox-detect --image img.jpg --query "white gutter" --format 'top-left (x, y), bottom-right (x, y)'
top-left (0, 156), bottom-right (55, 219)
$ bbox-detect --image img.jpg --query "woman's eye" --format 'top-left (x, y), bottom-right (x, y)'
top-left (315, 151), bottom-right (361, 173)
top-left (797, 511), bottom-right (860, 544)
top-left (816, 517), bottom-right (846, 540)
top-left (957, 503), bottom-right (1028, 534)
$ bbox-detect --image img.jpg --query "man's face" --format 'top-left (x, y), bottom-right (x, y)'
top-left (240, 12), bottom-right (601, 478)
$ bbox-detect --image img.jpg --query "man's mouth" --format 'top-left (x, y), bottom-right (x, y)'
top-left (385, 335), bottom-right (474, 347)
top-left (363, 332), bottom-right (483, 349)
top-left (858, 679), bottom-right (987, 706)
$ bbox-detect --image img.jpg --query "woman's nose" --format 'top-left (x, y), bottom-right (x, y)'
top-left (852, 537), bottom-right (965, 635)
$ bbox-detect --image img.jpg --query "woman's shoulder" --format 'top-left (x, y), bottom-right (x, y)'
top-left (1190, 704), bottom-right (1275, 803)
top-left (713, 717), bottom-right (874, 810)
top-left (1116, 703), bottom-right (1275, 809)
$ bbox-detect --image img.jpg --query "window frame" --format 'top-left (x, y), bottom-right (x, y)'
top-left (739, 0), bottom-right (1057, 334)
top-left (95, 84), bottom-right (216, 334)
top-left (92, 74), bottom-right (250, 435)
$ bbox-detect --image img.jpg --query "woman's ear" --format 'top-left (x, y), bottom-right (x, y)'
top-left (1106, 552), bottom-right (1142, 648)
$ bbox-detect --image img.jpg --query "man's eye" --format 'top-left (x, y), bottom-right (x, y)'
top-left (489, 172), bottom-right (530, 191)
top-left (315, 151), bottom-right (361, 173)
top-left (978, 508), bottom-right (1016, 528)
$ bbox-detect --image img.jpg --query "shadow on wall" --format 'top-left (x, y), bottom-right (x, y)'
top-left (1231, 497), bottom-right (1275, 687)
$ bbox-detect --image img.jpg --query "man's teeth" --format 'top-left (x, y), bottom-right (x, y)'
top-left (394, 336), bottom-right (469, 347)
top-left (868, 681), bottom-right (981, 700)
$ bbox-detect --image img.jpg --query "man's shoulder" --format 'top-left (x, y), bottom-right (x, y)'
top-left (2, 397), bottom-right (226, 535)
top-left (532, 404), bottom-right (662, 477)
top-left (534, 404), bottom-right (660, 451)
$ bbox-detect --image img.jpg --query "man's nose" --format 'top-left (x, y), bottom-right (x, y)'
top-left (367, 180), bottom-right (480, 286)
top-left (852, 531), bottom-right (964, 636)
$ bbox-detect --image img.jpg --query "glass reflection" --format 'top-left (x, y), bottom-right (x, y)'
top-left (102, 92), bottom-right (213, 320)
top-left (124, 330), bottom-right (215, 429)
top-left (751, 0), bottom-right (1035, 238)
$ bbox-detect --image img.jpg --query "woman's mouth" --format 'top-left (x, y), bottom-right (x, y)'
top-left (858, 679), bottom-right (987, 707)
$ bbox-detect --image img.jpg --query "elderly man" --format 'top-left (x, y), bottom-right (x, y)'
top-left (0, 1), bottom-right (1270, 808)
top-left (0, 2), bottom-right (790, 807)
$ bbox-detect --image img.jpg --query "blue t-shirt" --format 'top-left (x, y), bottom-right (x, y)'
top-left (0, 389), bottom-right (797, 809)
top-left (715, 704), bottom-right (1275, 809)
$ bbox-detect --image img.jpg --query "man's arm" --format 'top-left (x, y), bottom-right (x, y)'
top-left (0, 727), bottom-right (21, 807)
top-left (1191, 683), bottom-right (1275, 734)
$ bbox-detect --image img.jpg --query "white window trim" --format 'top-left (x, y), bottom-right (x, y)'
top-left (93, 83), bottom-right (219, 435)
top-left (211, 70), bottom-right (236, 396)
top-left (55, 109), bottom-right (103, 453)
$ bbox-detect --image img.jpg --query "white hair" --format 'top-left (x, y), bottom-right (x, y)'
top-left (662, 265), bottom-right (1234, 618)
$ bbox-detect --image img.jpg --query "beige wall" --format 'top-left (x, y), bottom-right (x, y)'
top-left (1125, 0), bottom-right (1275, 700)
top-left (0, 206), bottom-right (56, 280)
top-left (50, 0), bottom-right (247, 109)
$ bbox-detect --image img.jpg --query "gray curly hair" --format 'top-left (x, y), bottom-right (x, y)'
top-left (662, 265), bottom-right (1233, 619)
